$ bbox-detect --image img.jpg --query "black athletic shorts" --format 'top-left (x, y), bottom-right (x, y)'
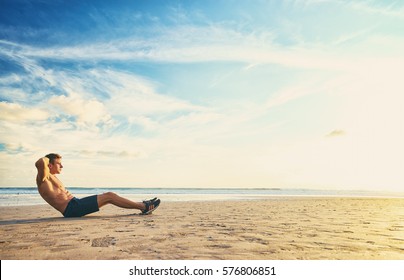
top-left (63, 195), bottom-right (99, 218)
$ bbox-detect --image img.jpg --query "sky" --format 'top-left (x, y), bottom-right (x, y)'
top-left (0, 0), bottom-right (403, 191)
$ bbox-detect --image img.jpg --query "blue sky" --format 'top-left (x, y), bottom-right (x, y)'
top-left (1, 0), bottom-right (403, 191)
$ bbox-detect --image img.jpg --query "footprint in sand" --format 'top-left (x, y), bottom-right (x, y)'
top-left (91, 237), bottom-right (116, 247)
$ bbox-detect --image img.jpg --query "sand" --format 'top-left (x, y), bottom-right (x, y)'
top-left (0, 197), bottom-right (403, 260)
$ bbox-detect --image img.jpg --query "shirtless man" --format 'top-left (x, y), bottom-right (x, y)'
top-left (35, 153), bottom-right (160, 217)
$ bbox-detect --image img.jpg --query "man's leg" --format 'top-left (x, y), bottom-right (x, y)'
top-left (97, 192), bottom-right (146, 210)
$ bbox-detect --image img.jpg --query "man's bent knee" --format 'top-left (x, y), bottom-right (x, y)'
top-left (97, 192), bottom-right (118, 207)
top-left (105, 191), bottom-right (117, 198)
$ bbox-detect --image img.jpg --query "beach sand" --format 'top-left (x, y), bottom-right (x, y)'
top-left (0, 197), bottom-right (403, 260)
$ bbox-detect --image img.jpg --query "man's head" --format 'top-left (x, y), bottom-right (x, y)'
top-left (45, 153), bottom-right (63, 174)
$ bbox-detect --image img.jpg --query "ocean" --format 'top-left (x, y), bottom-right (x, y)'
top-left (0, 187), bottom-right (403, 207)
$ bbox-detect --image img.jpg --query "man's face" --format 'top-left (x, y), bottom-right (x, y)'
top-left (49, 158), bottom-right (63, 174)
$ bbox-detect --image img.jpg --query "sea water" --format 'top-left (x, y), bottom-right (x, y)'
top-left (0, 187), bottom-right (403, 207)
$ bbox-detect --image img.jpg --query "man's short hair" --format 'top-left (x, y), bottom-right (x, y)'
top-left (45, 153), bottom-right (62, 164)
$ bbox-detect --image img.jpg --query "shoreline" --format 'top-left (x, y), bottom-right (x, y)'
top-left (2, 193), bottom-right (404, 208)
top-left (1, 197), bottom-right (403, 260)
top-left (2, 187), bottom-right (404, 208)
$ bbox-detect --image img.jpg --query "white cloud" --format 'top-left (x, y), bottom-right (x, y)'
top-left (0, 102), bottom-right (49, 122)
top-left (48, 93), bottom-right (112, 127)
top-left (0, 73), bottom-right (22, 84)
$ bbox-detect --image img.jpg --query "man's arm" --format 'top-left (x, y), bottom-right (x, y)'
top-left (35, 157), bottom-right (50, 187)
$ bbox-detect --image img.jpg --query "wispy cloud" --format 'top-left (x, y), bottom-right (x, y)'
top-left (326, 130), bottom-right (346, 137)
top-left (347, 0), bottom-right (404, 19)
top-left (292, 0), bottom-right (404, 18)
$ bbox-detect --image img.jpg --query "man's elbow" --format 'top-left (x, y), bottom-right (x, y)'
top-left (35, 157), bottom-right (47, 169)
top-left (35, 159), bottom-right (42, 169)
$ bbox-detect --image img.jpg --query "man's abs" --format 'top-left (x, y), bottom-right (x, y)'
top-left (38, 179), bottom-right (73, 213)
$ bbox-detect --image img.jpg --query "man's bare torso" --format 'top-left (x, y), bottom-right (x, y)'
top-left (36, 157), bottom-right (73, 214)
